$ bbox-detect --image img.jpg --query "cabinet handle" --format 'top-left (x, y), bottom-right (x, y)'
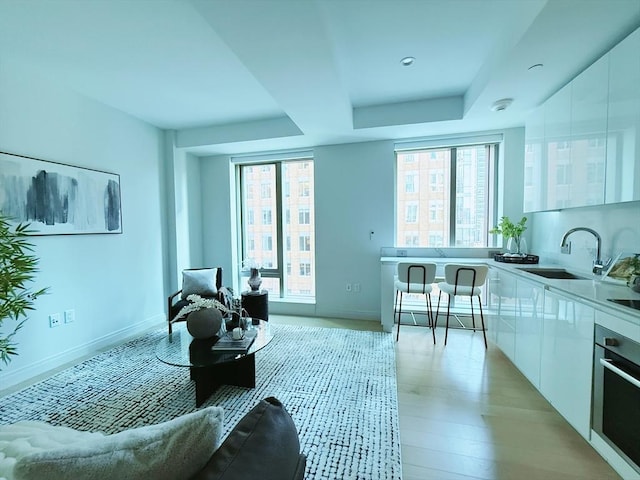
top-left (600, 358), bottom-right (640, 389)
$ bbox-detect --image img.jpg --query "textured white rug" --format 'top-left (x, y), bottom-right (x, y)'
top-left (0, 324), bottom-right (402, 480)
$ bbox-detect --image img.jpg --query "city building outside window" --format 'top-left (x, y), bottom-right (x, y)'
top-left (396, 143), bottom-right (497, 247)
top-left (238, 158), bottom-right (315, 299)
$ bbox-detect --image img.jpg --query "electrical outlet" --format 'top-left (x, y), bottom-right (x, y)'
top-left (49, 313), bottom-right (61, 328)
top-left (397, 249), bottom-right (408, 257)
top-left (346, 283), bottom-right (352, 292)
top-left (64, 309), bottom-right (75, 323)
top-left (353, 283), bottom-right (361, 293)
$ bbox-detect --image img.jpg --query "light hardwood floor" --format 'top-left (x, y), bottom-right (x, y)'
top-left (271, 314), bottom-right (622, 480)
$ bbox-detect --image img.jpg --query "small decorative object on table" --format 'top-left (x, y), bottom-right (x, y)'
top-left (490, 216), bottom-right (528, 257)
top-left (242, 258), bottom-right (263, 291)
top-left (172, 294), bottom-right (230, 339)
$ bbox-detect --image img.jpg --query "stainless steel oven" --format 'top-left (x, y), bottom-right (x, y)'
top-left (593, 324), bottom-right (640, 475)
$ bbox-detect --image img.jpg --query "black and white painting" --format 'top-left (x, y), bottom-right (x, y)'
top-left (0, 151), bottom-right (122, 235)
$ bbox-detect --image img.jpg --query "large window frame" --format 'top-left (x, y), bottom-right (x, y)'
top-left (395, 142), bottom-right (498, 248)
top-left (237, 156), bottom-right (315, 300)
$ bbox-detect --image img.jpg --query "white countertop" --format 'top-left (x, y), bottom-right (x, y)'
top-left (380, 256), bottom-right (640, 326)
top-left (489, 260), bottom-right (640, 323)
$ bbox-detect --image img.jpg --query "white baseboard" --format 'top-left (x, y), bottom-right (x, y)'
top-left (1, 314), bottom-right (165, 393)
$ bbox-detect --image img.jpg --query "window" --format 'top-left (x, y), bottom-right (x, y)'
top-left (405, 203), bottom-right (418, 223)
top-left (261, 183), bottom-right (271, 199)
top-left (262, 208), bottom-right (272, 225)
top-left (405, 172), bottom-right (417, 193)
top-left (396, 143), bottom-right (497, 248)
top-left (299, 235), bottom-right (311, 251)
top-left (298, 207), bottom-right (310, 225)
top-left (262, 235), bottom-right (273, 251)
top-left (299, 262), bottom-right (311, 276)
top-left (239, 158), bottom-right (315, 299)
top-left (299, 180), bottom-right (310, 197)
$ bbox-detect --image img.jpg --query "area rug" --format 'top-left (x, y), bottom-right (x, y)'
top-left (0, 324), bottom-right (402, 480)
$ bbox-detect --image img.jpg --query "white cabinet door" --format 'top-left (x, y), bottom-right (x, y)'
top-left (514, 278), bottom-right (544, 387)
top-left (569, 55), bottom-right (608, 207)
top-left (544, 84), bottom-right (573, 210)
top-left (540, 290), bottom-right (595, 439)
top-left (488, 270), bottom-right (517, 361)
top-left (523, 106), bottom-right (546, 212)
top-left (606, 27), bottom-right (640, 203)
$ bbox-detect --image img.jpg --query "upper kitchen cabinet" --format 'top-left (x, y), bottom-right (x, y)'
top-left (569, 55), bottom-right (608, 208)
top-left (523, 26), bottom-right (640, 212)
top-left (544, 83), bottom-right (573, 210)
top-left (523, 106), bottom-right (546, 212)
top-left (605, 27), bottom-right (640, 203)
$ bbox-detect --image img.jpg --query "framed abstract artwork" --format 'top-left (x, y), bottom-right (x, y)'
top-left (0, 151), bottom-right (122, 235)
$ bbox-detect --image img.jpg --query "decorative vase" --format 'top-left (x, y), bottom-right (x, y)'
top-left (507, 236), bottom-right (527, 256)
top-left (248, 267), bottom-right (262, 291)
top-left (186, 307), bottom-right (223, 339)
top-left (628, 275), bottom-right (640, 293)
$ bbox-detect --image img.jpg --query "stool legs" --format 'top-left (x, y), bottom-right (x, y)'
top-left (395, 289), bottom-right (435, 344)
top-left (436, 292), bottom-right (487, 349)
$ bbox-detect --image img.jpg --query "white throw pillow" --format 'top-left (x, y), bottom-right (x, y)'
top-left (181, 268), bottom-right (218, 300)
top-left (8, 406), bottom-right (224, 480)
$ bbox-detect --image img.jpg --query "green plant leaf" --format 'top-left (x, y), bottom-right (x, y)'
top-left (0, 213), bottom-right (49, 369)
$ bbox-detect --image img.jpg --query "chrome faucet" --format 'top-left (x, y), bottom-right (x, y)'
top-left (560, 227), bottom-right (611, 275)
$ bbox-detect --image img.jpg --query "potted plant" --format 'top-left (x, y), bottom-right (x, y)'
top-left (490, 216), bottom-right (528, 256)
top-left (0, 214), bottom-right (48, 368)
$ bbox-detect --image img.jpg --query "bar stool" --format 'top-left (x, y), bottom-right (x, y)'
top-left (394, 262), bottom-right (437, 343)
top-left (436, 264), bottom-right (489, 348)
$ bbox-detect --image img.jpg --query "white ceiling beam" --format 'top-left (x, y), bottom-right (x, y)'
top-left (190, 0), bottom-right (353, 137)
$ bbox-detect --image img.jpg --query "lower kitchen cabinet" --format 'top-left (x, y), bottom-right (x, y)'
top-left (488, 269), bottom-right (517, 361)
top-left (540, 290), bottom-right (595, 439)
top-left (514, 278), bottom-right (544, 387)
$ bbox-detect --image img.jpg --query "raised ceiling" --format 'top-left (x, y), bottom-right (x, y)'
top-left (0, 0), bottom-right (639, 156)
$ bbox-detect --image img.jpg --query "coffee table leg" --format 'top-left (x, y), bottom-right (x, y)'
top-left (190, 354), bottom-right (257, 407)
top-left (191, 368), bottom-right (221, 407)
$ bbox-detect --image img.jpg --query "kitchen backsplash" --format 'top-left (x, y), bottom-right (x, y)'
top-left (530, 201), bottom-right (640, 274)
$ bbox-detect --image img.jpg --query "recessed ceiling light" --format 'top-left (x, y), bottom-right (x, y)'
top-left (400, 56), bottom-right (415, 66)
top-left (491, 98), bottom-right (514, 112)
top-left (528, 63), bottom-right (544, 71)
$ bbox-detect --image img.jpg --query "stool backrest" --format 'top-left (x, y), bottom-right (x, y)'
top-left (444, 264), bottom-right (488, 289)
top-left (397, 262), bottom-right (437, 287)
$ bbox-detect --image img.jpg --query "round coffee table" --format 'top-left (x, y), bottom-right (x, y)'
top-left (156, 319), bottom-right (272, 407)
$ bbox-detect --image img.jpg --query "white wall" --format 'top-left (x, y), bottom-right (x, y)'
top-left (0, 61), bottom-right (166, 388)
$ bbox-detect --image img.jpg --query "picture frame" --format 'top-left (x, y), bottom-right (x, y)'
top-left (0, 151), bottom-right (122, 235)
top-left (602, 252), bottom-right (640, 285)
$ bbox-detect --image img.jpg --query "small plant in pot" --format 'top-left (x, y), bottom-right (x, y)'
top-left (490, 216), bottom-right (528, 257)
top-left (0, 214), bottom-right (48, 368)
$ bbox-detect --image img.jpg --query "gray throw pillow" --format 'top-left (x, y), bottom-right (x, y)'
top-left (181, 268), bottom-right (218, 300)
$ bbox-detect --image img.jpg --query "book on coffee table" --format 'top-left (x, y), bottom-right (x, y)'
top-left (211, 329), bottom-right (257, 353)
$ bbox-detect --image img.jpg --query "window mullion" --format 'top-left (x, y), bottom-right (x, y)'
top-left (275, 162), bottom-right (284, 297)
top-left (449, 147), bottom-right (457, 246)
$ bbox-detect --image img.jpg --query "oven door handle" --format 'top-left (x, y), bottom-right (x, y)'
top-left (600, 358), bottom-right (640, 389)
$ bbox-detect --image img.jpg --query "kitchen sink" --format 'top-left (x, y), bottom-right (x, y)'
top-left (518, 268), bottom-right (589, 280)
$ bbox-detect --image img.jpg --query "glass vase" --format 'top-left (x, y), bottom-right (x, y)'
top-left (507, 236), bottom-right (527, 256)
